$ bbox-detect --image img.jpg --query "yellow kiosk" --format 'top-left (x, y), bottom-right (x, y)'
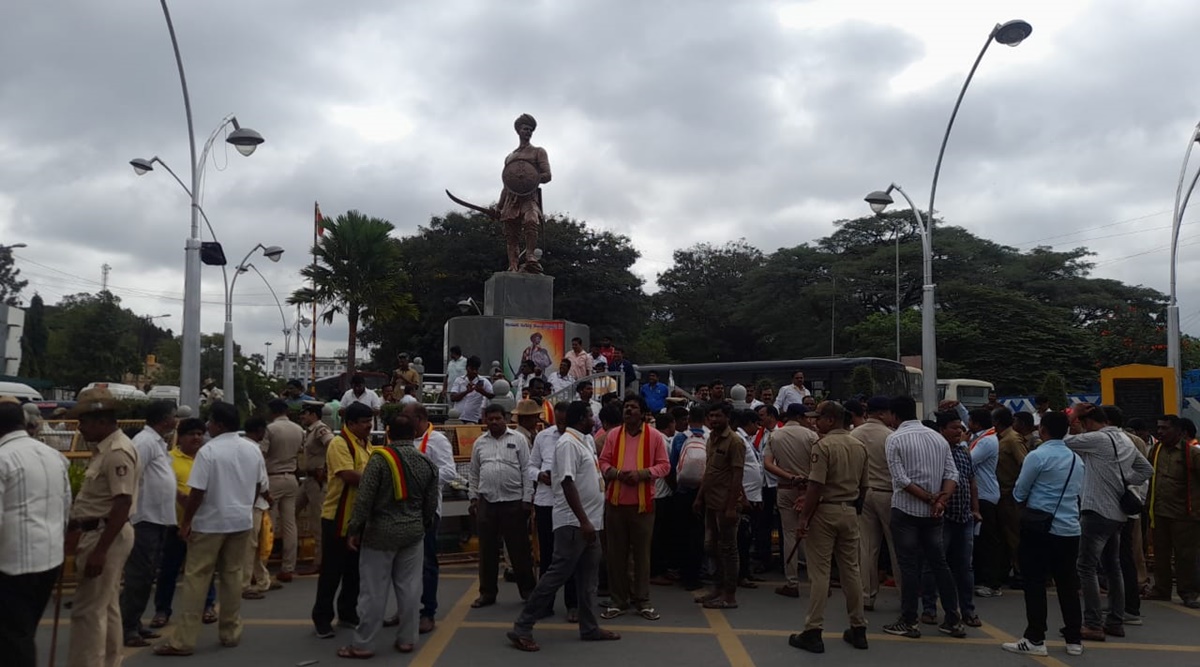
top-left (1099, 364), bottom-right (1177, 421)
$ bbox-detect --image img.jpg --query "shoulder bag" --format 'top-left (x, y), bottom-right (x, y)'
top-left (1107, 433), bottom-right (1145, 516)
top-left (1020, 455), bottom-right (1076, 534)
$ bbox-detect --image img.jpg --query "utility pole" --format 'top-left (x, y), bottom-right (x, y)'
top-left (101, 263), bottom-right (112, 292)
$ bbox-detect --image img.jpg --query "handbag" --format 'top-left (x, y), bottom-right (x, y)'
top-left (1020, 455), bottom-right (1075, 534)
top-left (1107, 433), bottom-right (1145, 516)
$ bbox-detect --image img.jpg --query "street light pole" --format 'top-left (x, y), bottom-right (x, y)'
top-left (242, 263), bottom-right (290, 381)
top-left (1168, 123), bottom-right (1200, 412)
top-left (223, 244), bottom-right (284, 404)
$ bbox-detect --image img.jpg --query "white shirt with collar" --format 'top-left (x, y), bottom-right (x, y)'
top-left (187, 431), bottom-right (269, 534)
top-left (131, 425), bottom-right (177, 526)
top-left (468, 428), bottom-right (531, 503)
top-left (445, 356), bottom-right (468, 390)
top-left (773, 384), bottom-right (812, 412)
top-left (417, 426), bottom-right (458, 517)
top-left (529, 427), bottom-right (567, 507)
top-left (547, 372), bottom-right (576, 399)
top-left (739, 428), bottom-right (764, 503)
top-left (341, 388), bottom-right (382, 412)
top-left (0, 430), bottom-right (71, 575)
top-left (451, 375), bottom-right (493, 423)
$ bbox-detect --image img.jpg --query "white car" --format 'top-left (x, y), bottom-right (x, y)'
top-left (80, 382), bottom-right (148, 400)
top-left (0, 380), bottom-right (43, 401)
top-left (147, 385), bottom-right (181, 402)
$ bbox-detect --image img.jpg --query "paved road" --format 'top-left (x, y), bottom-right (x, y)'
top-left (38, 566), bottom-right (1200, 666)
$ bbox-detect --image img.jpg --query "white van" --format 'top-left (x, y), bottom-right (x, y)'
top-left (907, 368), bottom-right (995, 415)
top-left (0, 380), bottom-right (43, 401)
top-left (79, 382), bottom-right (148, 400)
top-left (146, 385), bottom-right (181, 402)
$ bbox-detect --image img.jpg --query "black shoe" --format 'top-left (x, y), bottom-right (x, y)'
top-left (314, 625), bottom-right (335, 639)
top-left (788, 629), bottom-right (825, 654)
top-left (938, 620), bottom-right (967, 638)
top-left (843, 626), bottom-right (869, 650)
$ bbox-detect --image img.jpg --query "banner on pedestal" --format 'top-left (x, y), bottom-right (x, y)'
top-left (503, 318), bottom-right (564, 380)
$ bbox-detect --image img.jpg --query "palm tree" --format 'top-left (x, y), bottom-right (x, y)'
top-left (288, 210), bottom-right (413, 374)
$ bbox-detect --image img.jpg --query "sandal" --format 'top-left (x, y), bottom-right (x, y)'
top-left (202, 607), bottom-right (218, 624)
top-left (702, 598), bottom-right (738, 610)
top-left (581, 629), bottom-right (622, 641)
top-left (124, 636), bottom-right (152, 648)
top-left (600, 607), bottom-right (626, 620)
top-left (566, 608), bottom-right (579, 624)
top-left (394, 641), bottom-right (414, 653)
top-left (150, 613), bottom-right (170, 629)
top-left (337, 645), bottom-right (374, 659)
top-left (471, 597), bottom-right (496, 608)
top-left (506, 632), bottom-right (540, 652)
top-left (637, 607), bottom-right (661, 621)
top-left (693, 591), bottom-right (720, 604)
top-left (152, 645), bottom-right (194, 657)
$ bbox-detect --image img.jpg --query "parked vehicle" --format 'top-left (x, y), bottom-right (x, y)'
top-left (0, 380), bottom-right (43, 401)
top-left (79, 382), bottom-right (148, 400)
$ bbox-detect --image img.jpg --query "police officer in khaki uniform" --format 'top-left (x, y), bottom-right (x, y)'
top-left (67, 387), bottom-right (139, 667)
top-left (762, 403), bottom-right (819, 597)
top-left (790, 401), bottom-right (869, 654)
top-left (294, 401), bottom-right (333, 575)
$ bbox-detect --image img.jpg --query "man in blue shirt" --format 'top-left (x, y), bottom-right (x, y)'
top-left (967, 408), bottom-right (1003, 597)
top-left (640, 371), bottom-right (669, 414)
top-left (1002, 411), bottom-right (1085, 658)
top-left (609, 347), bottom-right (637, 392)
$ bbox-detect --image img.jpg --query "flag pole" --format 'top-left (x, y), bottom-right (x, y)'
top-left (311, 202), bottom-right (320, 395)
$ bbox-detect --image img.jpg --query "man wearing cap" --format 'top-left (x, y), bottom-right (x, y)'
top-left (0, 398), bottom-right (71, 667)
top-left (763, 403), bottom-right (820, 597)
top-left (66, 387), bottom-right (139, 667)
top-left (527, 377), bottom-right (555, 426)
top-left (856, 396), bottom-right (898, 609)
top-left (790, 401), bottom-right (869, 653)
top-left (296, 402), bottom-right (334, 576)
top-left (392, 353), bottom-right (423, 396)
top-left (263, 398), bottom-right (306, 582)
top-left (514, 399), bottom-right (542, 444)
top-left (119, 400), bottom-right (178, 647)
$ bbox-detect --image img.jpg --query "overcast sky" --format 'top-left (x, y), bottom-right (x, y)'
top-left (3, 0), bottom-right (1200, 372)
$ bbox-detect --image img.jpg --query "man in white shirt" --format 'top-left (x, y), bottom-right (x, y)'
top-left (528, 403), bottom-right (578, 619)
top-left (565, 337), bottom-right (591, 380)
top-left (154, 402), bottom-right (270, 656)
top-left (774, 371), bottom-right (812, 413)
top-left (340, 375), bottom-right (382, 417)
top-left (443, 346), bottom-right (468, 399)
top-left (736, 410), bottom-right (764, 587)
top-left (0, 399), bottom-right (71, 667)
top-left (507, 401), bottom-right (620, 651)
top-left (468, 404), bottom-right (534, 607)
top-left (450, 356), bottom-right (495, 424)
top-left (548, 358), bottom-right (576, 401)
top-left (513, 359), bottom-right (536, 399)
top-left (119, 401), bottom-right (179, 647)
top-left (405, 403), bottom-right (461, 634)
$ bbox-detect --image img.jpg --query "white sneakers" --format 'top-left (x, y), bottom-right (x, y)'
top-left (1002, 638), bottom-right (1048, 656)
top-left (1000, 638), bottom-right (1083, 657)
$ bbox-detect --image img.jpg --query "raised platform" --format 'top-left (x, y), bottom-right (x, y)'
top-left (484, 271), bottom-right (554, 319)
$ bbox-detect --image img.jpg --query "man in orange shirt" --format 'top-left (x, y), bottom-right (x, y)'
top-left (598, 396), bottom-right (670, 621)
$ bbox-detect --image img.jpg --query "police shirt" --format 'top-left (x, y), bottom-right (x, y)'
top-left (808, 429), bottom-right (868, 504)
top-left (71, 429), bottom-right (139, 520)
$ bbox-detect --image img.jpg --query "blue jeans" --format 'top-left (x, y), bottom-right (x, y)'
top-left (421, 515), bottom-right (440, 619)
top-left (1078, 511), bottom-right (1124, 629)
top-left (922, 519), bottom-right (975, 618)
top-left (891, 508), bottom-right (959, 625)
top-left (154, 526), bottom-right (216, 617)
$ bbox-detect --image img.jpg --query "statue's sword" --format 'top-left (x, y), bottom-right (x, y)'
top-left (445, 190), bottom-right (499, 219)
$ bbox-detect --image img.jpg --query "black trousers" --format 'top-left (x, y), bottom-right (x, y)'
top-left (974, 500), bottom-right (1006, 589)
top-left (477, 499), bottom-right (534, 599)
top-left (1019, 529), bottom-right (1082, 644)
top-left (674, 491), bottom-right (705, 587)
top-left (0, 566), bottom-right (60, 667)
top-left (120, 521), bottom-right (170, 637)
top-left (535, 504), bottom-right (577, 610)
top-left (311, 518), bottom-right (360, 627)
top-left (757, 487), bottom-right (779, 569)
top-left (1119, 519), bottom-right (1140, 616)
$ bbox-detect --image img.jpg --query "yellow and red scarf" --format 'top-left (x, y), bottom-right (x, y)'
top-left (371, 446), bottom-right (410, 501)
top-left (753, 427), bottom-right (766, 452)
top-left (608, 427), bottom-right (653, 513)
top-left (332, 427), bottom-right (365, 537)
top-left (418, 424), bottom-right (433, 454)
top-left (541, 400), bottom-right (555, 426)
top-left (969, 428), bottom-right (995, 452)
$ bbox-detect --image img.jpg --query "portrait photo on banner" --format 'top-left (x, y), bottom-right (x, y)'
top-left (503, 318), bottom-right (564, 380)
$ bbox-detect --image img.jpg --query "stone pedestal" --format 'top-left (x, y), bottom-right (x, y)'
top-left (484, 272), bottom-right (554, 319)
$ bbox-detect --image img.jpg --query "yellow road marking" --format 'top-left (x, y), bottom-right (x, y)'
top-left (980, 621), bottom-right (1070, 667)
top-left (1147, 599), bottom-right (1200, 619)
top-left (460, 620), bottom-right (714, 635)
top-left (702, 607), bottom-right (756, 667)
top-left (409, 578), bottom-right (477, 667)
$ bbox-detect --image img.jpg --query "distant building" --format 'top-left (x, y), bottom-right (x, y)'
top-left (1, 305), bottom-right (24, 376)
top-left (273, 351), bottom-right (347, 381)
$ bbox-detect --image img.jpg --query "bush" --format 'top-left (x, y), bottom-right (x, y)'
top-left (850, 365), bottom-right (875, 398)
top-left (1038, 371), bottom-right (1069, 411)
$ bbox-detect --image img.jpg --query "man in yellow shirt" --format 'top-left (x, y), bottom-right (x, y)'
top-left (311, 402), bottom-right (375, 638)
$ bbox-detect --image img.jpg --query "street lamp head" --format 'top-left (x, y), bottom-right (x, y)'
top-left (130, 158), bottom-right (155, 176)
top-left (4, 243), bottom-right (27, 250)
top-left (226, 127), bottom-right (264, 157)
top-left (864, 190), bottom-right (894, 214)
top-left (993, 19), bottom-right (1032, 47)
top-left (262, 245), bottom-right (285, 262)
top-left (298, 316), bottom-right (312, 327)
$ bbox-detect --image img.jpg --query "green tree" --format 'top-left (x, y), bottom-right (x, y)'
top-left (43, 291), bottom-right (141, 389)
top-left (289, 210), bottom-right (414, 374)
top-left (850, 365), bottom-right (875, 397)
top-left (358, 212), bottom-right (647, 371)
top-left (0, 245), bottom-right (28, 307)
top-left (18, 293), bottom-right (48, 377)
top-left (1038, 371), bottom-right (1069, 410)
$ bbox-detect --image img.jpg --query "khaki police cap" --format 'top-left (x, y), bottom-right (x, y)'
top-left (70, 387), bottom-right (119, 417)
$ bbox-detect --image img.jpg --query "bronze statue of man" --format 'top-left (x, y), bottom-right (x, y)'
top-left (498, 114), bottom-right (551, 272)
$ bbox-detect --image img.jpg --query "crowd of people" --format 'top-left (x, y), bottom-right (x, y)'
top-left (1, 359), bottom-right (1199, 664)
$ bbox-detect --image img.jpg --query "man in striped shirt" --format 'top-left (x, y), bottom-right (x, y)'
top-left (883, 396), bottom-right (967, 640)
top-left (0, 399), bottom-right (71, 667)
